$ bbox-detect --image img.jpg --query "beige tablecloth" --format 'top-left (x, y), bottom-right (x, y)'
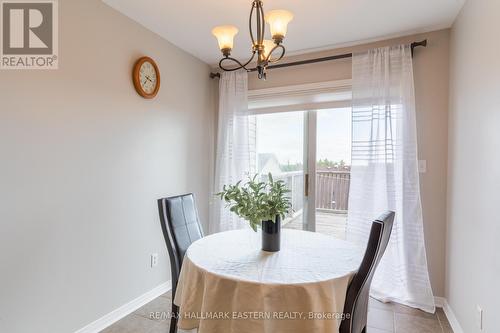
top-left (174, 229), bottom-right (362, 333)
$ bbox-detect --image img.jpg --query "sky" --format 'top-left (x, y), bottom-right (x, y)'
top-left (256, 108), bottom-right (352, 166)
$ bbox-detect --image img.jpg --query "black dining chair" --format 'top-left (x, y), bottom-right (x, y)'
top-left (339, 211), bottom-right (395, 333)
top-left (158, 193), bottom-right (205, 333)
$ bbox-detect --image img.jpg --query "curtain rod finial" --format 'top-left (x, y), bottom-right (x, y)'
top-left (210, 72), bottom-right (221, 79)
top-left (410, 39), bottom-right (427, 57)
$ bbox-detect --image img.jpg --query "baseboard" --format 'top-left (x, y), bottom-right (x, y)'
top-left (435, 297), bottom-right (465, 333)
top-left (75, 280), bottom-right (172, 333)
top-left (434, 296), bottom-right (445, 308)
top-left (441, 298), bottom-right (465, 333)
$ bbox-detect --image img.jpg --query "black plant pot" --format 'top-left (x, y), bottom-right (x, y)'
top-left (261, 216), bottom-right (281, 252)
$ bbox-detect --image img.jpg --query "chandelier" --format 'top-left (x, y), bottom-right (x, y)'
top-left (211, 0), bottom-right (293, 80)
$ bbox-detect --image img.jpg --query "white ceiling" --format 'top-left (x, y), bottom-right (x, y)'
top-left (102, 0), bottom-right (465, 65)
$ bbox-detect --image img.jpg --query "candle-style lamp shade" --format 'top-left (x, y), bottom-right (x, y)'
top-left (264, 10), bottom-right (294, 44)
top-left (212, 25), bottom-right (239, 57)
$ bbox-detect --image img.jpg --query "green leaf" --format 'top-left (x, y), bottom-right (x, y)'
top-left (216, 172), bottom-right (292, 231)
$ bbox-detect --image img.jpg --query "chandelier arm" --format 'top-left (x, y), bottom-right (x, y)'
top-left (265, 44), bottom-right (286, 63)
top-left (258, 1), bottom-right (265, 44)
top-left (239, 51), bottom-right (257, 68)
top-left (248, 3), bottom-right (256, 46)
top-left (219, 52), bottom-right (257, 72)
top-left (255, 1), bottom-right (262, 45)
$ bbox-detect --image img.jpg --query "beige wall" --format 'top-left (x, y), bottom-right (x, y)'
top-left (447, 0), bottom-right (500, 331)
top-left (0, 1), bottom-right (214, 332)
top-left (248, 29), bottom-right (450, 297)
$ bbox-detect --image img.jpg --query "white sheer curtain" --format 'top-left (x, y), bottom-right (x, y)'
top-left (347, 45), bottom-right (435, 313)
top-left (209, 70), bottom-right (256, 233)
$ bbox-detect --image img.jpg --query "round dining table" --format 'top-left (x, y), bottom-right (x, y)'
top-left (173, 228), bottom-right (363, 333)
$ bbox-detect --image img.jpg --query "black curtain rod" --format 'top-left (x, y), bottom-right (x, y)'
top-left (210, 39), bottom-right (427, 79)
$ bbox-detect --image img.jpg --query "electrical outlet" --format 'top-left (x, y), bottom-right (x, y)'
top-left (476, 305), bottom-right (483, 330)
top-left (150, 253), bottom-right (158, 268)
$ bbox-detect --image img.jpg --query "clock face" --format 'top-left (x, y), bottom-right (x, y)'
top-left (133, 57), bottom-right (160, 98)
top-left (139, 61), bottom-right (157, 94)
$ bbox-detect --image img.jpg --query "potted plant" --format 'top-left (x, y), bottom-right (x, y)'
top-left (217, 173), bottom-right (292, 252)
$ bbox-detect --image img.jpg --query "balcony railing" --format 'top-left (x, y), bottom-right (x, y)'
top-left (266, 170), bottom-right (351, 214)
top-left (316, 171), bottom-right (350, 212)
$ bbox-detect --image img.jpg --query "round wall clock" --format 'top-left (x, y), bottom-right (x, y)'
top-left (132, 56), bottom-right (160, 99)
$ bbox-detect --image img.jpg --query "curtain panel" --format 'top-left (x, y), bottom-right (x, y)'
top-left (347, 45), bottom-right (435, 313)
top-left (210, 70), bottom-right (256, 233)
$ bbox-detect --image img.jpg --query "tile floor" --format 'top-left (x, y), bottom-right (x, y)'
top-left (101, 291), bottom-right (453, 333)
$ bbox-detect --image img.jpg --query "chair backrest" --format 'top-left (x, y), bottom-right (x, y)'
top-left (157, 193), bottom-right (204, 295)
top-left (339, 211), bottom-right (395, 333)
